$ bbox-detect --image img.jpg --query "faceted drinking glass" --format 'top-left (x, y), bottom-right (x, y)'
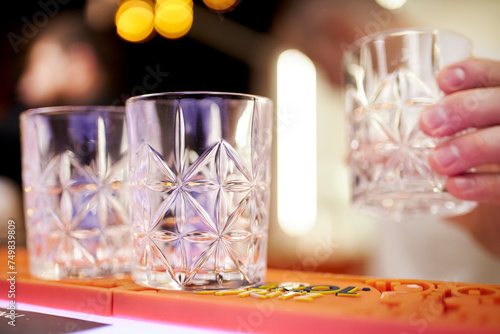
top-left (20, 106), bottom-right (130, 279)
top-left (343, 28), bottom-right (477, 219)
top-left (126, 92), bottom-right (273, 290)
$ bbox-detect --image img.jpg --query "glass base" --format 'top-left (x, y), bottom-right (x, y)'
top-left (29, 262), bottom-right (130, 280)
top-left (353, 191), bottom-right (477, 221)
top-left (133, 269), bottom-right (263, 291)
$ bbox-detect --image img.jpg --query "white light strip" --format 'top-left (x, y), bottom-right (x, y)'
top-left (277, 49), bottom-right (317, 237)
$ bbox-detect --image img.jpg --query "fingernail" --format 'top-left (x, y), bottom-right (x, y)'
top-left (454, 177), bottom-right (476, 191)
top-left (433, 145), bottom-right (460, 168)
top-left (421, 106), bottom-right (447, 130)
top-left (444, 67), bottom-right (466, 87)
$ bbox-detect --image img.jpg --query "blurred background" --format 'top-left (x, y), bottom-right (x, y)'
top-left (1, 0), bottom-right (500, 283)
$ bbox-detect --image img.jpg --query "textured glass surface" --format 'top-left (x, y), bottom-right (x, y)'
top-left (21, 107), bottom-right (130, 279)
top-left (127, 92), bottom-right (273, 290)
top-left (343, 29), bottom-right (477, 218)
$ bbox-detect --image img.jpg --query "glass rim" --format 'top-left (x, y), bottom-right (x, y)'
top-left (343, 26), bottom-right (471, 55)
top-left (20, 105), bottom-right (125, 118)
top-left (126, 91), bottom-right (272, 104)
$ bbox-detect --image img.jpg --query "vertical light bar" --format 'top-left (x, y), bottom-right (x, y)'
top-left (277, 49), bottom-right (317, 237)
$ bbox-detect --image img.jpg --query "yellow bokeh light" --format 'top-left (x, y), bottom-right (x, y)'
top-left (156, 0), bottom-right (193, 9)
top-left (116, 0), bottom-right (155, 42)
top-left (202, 0), bottom-right (238, 12)
top-left (155, 0), bottom-right (193, 39)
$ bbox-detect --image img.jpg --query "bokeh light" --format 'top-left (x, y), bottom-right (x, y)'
top-left (375, 0), bottom-right (407, 10)
top-left (277, 49), bottom-right (317, 237)
top-left (154, 0), bottom-right (193, 39)
top-left (114, 0), bottom-right (243, 42)
top-left (116, 0), bottom-right (155, 42)
top-left (155, 0), bottom-right (193, 8)
top-left (202, 0), bottom-right (239, 12)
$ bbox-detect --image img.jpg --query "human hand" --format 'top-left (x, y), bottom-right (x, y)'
top-left (419, 58), bottom-right (500, 205)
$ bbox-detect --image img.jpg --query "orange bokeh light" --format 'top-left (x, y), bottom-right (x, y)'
top-left (202, 0), bottom-right (239, 12)
top-left (115, 0), bottom-right (155, 42)
top-left (154, 0), bottom-right (193, 39)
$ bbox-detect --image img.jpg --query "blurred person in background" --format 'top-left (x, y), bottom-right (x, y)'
top-left (17, 10), bottom-right (116, 108)
top-left (0, 10), bottom-right (121, 246)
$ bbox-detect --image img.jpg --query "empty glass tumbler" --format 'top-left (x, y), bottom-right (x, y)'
top-left (21, 106), bottom-right (130, 279)
top-left (126, 92), bottom-right (273, 290)
top-left (343, 28), bottom-right (477, 218)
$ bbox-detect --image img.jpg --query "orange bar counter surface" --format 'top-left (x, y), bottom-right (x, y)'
top-left (1, 248), bottom-right (500, 334)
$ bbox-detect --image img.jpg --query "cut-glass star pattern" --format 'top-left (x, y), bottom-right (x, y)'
top-left (23, 115), bottom-right (130, 279)
top-left (130, 102), bottom-right (271, 290)
top-left (351, 69), bottom-right (444, 195)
